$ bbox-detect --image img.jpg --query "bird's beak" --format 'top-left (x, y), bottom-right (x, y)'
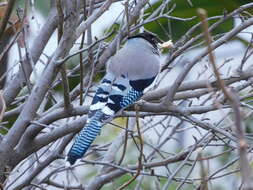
top-left (158, 40), bottom-right (173, 49)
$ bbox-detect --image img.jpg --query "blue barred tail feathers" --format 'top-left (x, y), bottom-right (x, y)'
top-left (67, 111), bottom-right (104, 165)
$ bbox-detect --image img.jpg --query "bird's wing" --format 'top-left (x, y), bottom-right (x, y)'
top-left (89, 72), bottom-right (156, 121)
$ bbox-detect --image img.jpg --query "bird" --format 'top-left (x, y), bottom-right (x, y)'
top-left (66, 31), bottom-right (163, 165)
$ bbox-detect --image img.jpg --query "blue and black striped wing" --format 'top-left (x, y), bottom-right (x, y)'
top-left (100, 76), bottom-right (156, 117)
top-left (90, 73), bottom-right (156, 118)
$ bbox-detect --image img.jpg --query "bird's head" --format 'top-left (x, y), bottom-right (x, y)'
top-left (127, 31), bottom-right (173, 50)
top-left (127, 31), bottom-right (163, 49)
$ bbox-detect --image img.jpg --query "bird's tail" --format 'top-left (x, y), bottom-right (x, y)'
top-left (67, 112), bottom-right (104, 165)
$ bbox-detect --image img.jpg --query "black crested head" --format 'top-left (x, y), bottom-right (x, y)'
top-left (127, 31), bottom-right (163, 49)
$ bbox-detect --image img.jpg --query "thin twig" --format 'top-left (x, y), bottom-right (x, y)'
top-left (124, 1), bottom-right (130, 36)
top-left (79, 0), bottom-right (87, 106)
top-left (56, 30), bottom-right (115, 65)
top-left (57, 0), bottom-right (72, 111)
top-left (116, 105), bottom-right (143, 190)
top-left (198, 151), bottom-right (209, 190)
top-left (118, 118), bottom-right (129, 165)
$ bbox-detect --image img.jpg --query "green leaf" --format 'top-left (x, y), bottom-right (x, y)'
top-left (145, 0), bottom-right (252, 41)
